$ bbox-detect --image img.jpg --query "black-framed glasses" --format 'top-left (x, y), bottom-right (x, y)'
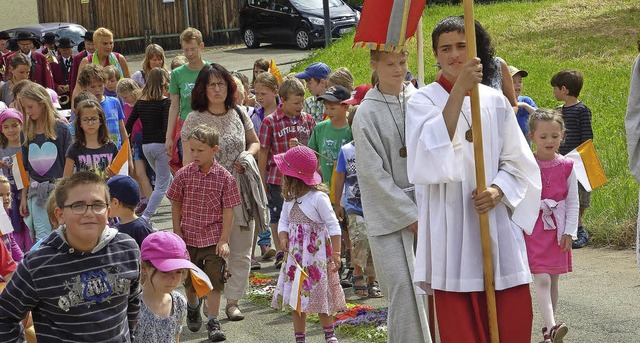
top-left (81, 117), bottom-right (100, 124)
top-left (63, 202), bottom-right (108, 215)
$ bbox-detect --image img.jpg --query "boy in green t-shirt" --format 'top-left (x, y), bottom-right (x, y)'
top-left (165, 27), bottom-right (209, 166)
top-left (308, 85), bottom-right (352, 189)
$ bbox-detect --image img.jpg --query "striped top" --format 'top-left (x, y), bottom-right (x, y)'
top-left (0, 227), bottom-right (141, 342)
top-left (558, 102), bottom-right (593, 155)
top-left (126, 98), bottom-right (171, 144)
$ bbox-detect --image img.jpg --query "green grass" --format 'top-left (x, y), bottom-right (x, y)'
top-left (291, 0), bottom-right (640, 247)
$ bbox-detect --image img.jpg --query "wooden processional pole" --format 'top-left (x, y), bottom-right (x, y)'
top-left (462, 1), bottom-right (500, 342)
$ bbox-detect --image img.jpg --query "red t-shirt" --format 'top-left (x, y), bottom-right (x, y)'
top-left (0, 243), bottom-right (16, 278)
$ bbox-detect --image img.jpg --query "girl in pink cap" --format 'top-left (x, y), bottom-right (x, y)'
top-left (0, 108), bottom-right (33, 252)
top-left (137, 231), bottom-right (210, 342)
top-left (270, 145), bottom-right (347, 343)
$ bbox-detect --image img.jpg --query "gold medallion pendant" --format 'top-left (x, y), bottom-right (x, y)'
top-left (399, 146), bottom-right (407, 158)
top-left (465, 129), bottom-right (473, 142)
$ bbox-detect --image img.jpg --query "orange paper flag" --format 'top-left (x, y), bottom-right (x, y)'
top-left (108, 139), bottom-right (130, 176)
top-left (11, 152), bottom-right (29, 190)
top-left (189, 267), bottom-right (214, 297)
top-left (288, 260), bottom-right (308, 314)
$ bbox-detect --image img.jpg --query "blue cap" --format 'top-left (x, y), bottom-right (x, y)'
top-left (107, 175), bottom-right (140, 207)
top-left (295, 62), bottom-right (331, 80)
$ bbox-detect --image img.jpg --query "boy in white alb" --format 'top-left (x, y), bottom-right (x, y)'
top-left (406, 16), bottom-right (541, 342)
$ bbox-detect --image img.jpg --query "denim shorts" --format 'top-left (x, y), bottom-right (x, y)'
top-left (132, 132), bottom-right (144, 161)
top-left (267, 184), bottom-right (284, 224)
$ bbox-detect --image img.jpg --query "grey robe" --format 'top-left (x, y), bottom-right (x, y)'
top-left (624, 54), bottom-right (640, 268)
top-left (352, 85), bottom-right (431, 343)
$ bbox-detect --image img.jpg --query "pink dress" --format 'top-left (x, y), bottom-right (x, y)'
top-left (271, 203), bottom-right (346, 314)
top-left (525, 156), bottom-right (573, 274)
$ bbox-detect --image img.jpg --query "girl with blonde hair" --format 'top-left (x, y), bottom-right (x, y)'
top-left (18, 82), bottom-right (72, 242)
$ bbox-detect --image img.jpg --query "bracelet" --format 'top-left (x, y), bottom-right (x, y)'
top-left (332, 252), bottom-right (341, 256)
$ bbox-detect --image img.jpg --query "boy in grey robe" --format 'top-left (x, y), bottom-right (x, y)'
top-left (352, 49), bottom-right (430, 343)
top-left (625, 53), bottom-right (640, 268)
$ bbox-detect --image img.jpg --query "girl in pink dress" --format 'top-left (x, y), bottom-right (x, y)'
top-left (270, 146), bottom-right (347, 343)
top-left (526, 109), bottom-right (579, 343)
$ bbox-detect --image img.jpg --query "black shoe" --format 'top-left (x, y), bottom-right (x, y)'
top-left (572, 226), bottom-right (590, 249)
top-left (207, 318), bottom-right (227, 342)
top-left (341, 268), bottom-right (353, 288)
top-left (186, 298), bottom-right (203, 332)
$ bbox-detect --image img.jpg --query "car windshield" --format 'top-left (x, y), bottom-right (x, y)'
top-left (55, 26), bottom-right (85, 43)
top-left (290, 0), bottom-right (344, 11)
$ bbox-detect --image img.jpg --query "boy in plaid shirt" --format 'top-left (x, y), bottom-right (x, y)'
top-left (167, 124), bottom-right (241, 342)
top-left (258, 76), bottom-right (316, 268)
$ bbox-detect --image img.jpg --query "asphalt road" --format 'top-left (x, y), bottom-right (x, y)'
top-left (148, 197), bottom-right (640, 343)
top-left (135, 44), bottom-right (640, 342)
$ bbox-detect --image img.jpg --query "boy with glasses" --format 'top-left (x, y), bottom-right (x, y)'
top-left (0, 171), bottom-right (141, 342)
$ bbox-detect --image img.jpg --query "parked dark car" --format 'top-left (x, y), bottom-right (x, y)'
top-left (5, 23), bottom-right (87, 54)
top-left (240, 0), bottom-right (360, 50)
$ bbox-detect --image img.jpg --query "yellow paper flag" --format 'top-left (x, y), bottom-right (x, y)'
top-left (269, 59), bottom-right (283, 85)
top-left (564, 139), bottom-right (607, 191)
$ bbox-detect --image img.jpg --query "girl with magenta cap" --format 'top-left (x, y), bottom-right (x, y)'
top-left (0, 107), bottom-right (33, 252)
top-left (270, 145), bottom-right (347, 343)
top-left (136, 231), bottom-right (211, 342)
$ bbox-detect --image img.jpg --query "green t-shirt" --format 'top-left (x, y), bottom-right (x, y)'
top-left (307, 120), bottom-right (352, 186)
top-left (169, 62), bottom-right (209, 121)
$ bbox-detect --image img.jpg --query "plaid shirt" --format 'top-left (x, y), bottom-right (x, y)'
top-left (258, 105), bottom-right (316, 185)
top-left (304, 96), bottom-right (325, 123)
top-left (166, 162), bottom-right (242, 248)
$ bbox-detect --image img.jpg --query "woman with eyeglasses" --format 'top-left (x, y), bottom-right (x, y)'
top-left (181, 63), bottom-right (261, 322)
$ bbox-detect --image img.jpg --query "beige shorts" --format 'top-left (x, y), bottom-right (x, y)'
top-left (347, 213), bottom-right (375, 274)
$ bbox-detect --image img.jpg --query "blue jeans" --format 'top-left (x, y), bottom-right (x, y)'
top-left (142, 143), bottom-right (172, 218)
top-left (25, 195), bottom-right (52, 242)
top-left (257, 231), bottom-right (271, 247)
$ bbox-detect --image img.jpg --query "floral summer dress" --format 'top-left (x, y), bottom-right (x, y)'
top-left (271, 203), bottom-right (347, 314)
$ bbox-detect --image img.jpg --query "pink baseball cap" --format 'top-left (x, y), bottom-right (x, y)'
top-left (0, 107), bottom-right (24, 124)
top-left (274, 146), bottom-right (322, 186)
top-left (46, 88), bottom-right (62, 109)
top-left (141, 231), bottom-right (200, 272)
top-left (342, 84), bottom-right (372, 106)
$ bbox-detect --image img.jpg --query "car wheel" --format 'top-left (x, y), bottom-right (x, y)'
top-left (295, 29), bottom-right (311, 50)
top-left (243, 28), bottom-right (260, 49)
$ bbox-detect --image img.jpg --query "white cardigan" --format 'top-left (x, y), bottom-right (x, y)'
top-left (277, 190), bottom-right (341, 236)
